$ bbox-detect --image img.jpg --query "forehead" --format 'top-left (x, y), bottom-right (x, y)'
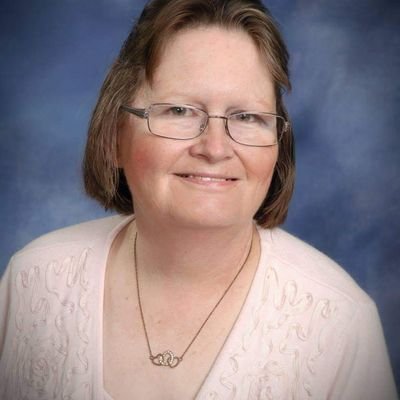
top-left (140, 26), bottom-right (275, 109)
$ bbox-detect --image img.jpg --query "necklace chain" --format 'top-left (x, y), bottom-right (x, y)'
top-left (133, 231), bottom-right (253, 368)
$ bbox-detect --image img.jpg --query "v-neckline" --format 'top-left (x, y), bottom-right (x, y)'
top-left (96, 216), bottom-right (270, 399)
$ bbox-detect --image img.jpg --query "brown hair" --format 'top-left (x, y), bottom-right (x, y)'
top-left (83, 0), bottom-right (295, 228)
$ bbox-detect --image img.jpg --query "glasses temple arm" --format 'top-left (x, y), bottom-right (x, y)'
top-left (120, 105), bottom-right (147, 119)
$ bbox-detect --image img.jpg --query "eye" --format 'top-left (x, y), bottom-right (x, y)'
top-left (232, 113), bottom-right (263, 125)
top-left (153, 104), bottom-right (196, 119)
top-left (229, 112), bottom-right (277, 132)
top-left (171, 106), bottom-right (185, 115)
top-left (167, 106), bottom-right (190, 116)
top-left (237, 113), bottom-right (254, 122)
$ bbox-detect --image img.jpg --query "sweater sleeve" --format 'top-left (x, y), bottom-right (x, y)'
top-left (330, 299), bottom-right (398, 400)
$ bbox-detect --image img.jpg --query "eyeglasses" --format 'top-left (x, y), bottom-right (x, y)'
top-left (120, 103), bottom-right (289, 147)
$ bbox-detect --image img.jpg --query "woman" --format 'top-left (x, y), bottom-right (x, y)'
top-left (0, 0), bottom-right (397, 399)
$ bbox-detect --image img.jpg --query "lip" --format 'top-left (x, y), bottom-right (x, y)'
top-left (173, 172), bottom-right (239, 186)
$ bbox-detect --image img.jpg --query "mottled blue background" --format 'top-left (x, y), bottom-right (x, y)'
top-left (1, 0), bottom-right (399, 389)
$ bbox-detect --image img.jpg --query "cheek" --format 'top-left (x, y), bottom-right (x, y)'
top-left (130, 145), bottom-right (153, 172)
top-left (119, 130), bottom-right (155, 177)
top-left (121, 142), bottom-right (159, 207)
top-left (253, 158), bottom-right (277, 213)
top-left (248, 149), bottom-right (278, 208)
top-left (118, 117), bottom-right (152, 170)
top-left (251, 148), bottom-right (278, 186)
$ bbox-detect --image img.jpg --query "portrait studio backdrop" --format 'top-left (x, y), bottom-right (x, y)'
top-left (1, 0), bottom-right (399, 389)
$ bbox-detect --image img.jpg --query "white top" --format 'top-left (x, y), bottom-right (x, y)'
top-left (0, 215), bottom-right (397, 400)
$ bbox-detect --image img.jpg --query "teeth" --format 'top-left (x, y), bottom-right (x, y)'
top-left (196, 176), bottom-right (226, 182)
top-left (180, 174), bottom-right (233, 181)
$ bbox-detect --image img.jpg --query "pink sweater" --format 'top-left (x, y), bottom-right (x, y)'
top-left (0, 216), bottom-right (397, 399)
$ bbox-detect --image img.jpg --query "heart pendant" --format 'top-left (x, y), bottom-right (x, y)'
top-left (150, 350), bottom-right (181, 368)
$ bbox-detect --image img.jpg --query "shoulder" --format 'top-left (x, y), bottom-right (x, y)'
top-left (258, 227), bottom-right (371, 305)
top-left (0, 215), bottom-right (133, 399)
top-left (254, 229), bottom-right (398, 395)
top-left (1, 214), bottom-right (133, 324)
top-left (4, 214), bottom-right (133, 276)
top-left (16, 214), bottom-right (131, 254)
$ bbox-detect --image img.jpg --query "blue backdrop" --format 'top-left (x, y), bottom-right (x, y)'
top-left (1, 0), bottom-right (399, 390)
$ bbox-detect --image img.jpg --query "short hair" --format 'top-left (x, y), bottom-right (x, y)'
top-left (83, 0), bottom-right (295, 228)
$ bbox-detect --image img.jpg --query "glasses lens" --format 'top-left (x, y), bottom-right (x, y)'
top-left (228, 112), bottom-right (280, 146)
top-left (148, 104), bottom-right (205, 139)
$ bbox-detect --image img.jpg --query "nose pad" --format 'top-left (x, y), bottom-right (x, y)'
top-left (189, 116), bottom-right (234, 161)
top-left (199, 122), bottom-right (207, 134)
top-left (199, 116), bottom-right (228, 137)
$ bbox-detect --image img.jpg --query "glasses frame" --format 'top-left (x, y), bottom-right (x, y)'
top-left (120, 103), bottom-right (290, 147)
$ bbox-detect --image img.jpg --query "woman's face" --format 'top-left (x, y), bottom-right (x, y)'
top-left (118, 26), bottom-right (278, 230)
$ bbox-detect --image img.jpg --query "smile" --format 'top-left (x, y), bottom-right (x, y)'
top-left (176, 174), bottom-right (237, 182)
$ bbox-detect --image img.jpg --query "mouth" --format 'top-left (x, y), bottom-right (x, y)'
top-left (175, 174), bottom-right (238, 182)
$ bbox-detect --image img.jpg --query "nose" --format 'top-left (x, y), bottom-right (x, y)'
top-left (188, 116), bottom-right (234, 163)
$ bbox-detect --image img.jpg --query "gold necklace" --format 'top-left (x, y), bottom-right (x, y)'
top-left (133, 231), bottom-right (253, 368)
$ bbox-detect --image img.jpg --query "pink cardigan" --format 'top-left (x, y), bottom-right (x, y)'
top-left (0, 215), bottom-right (397, 399)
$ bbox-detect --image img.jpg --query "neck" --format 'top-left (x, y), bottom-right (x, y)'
top-left (131, 215), bottom-right (255, 288)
